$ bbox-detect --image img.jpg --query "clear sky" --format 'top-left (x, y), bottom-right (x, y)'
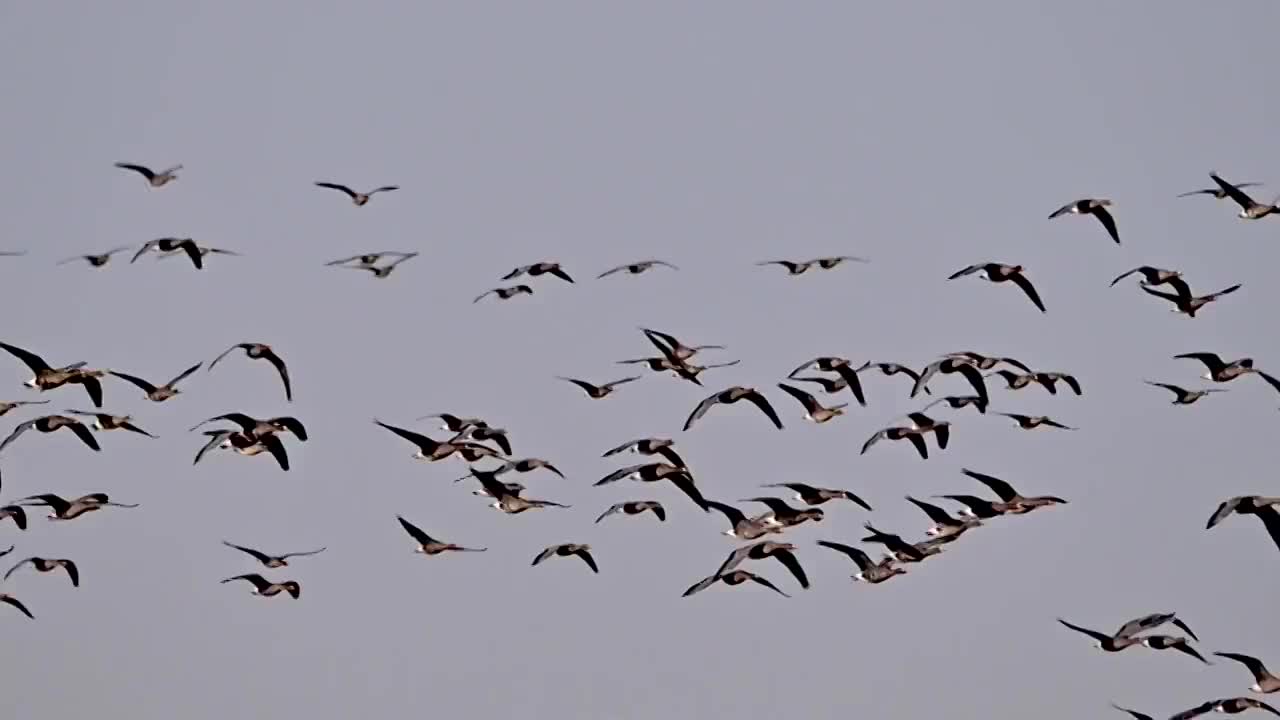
top-left (2, 2), bottom-right (1279, 718)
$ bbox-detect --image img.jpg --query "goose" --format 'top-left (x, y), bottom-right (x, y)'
top-left (557, 375), bottom-right (640, 399)
top-left (1112, 612), bottom-right (1200, 642)
top-left (474, 285), bottom-right (534, 303)
top-left (396, 516), bottom-right (486, 555)
top-left (63, 409), bottom-right (156, 438)
top-left (756, 259), bottom-right (816, 275)
top-left (492, 457), bottom-right (563, 478)
top-left (532, 543), bottom-right (598, 573)
top-left (681, 569), bottom-right (790, 598)
top-left (684, 386), bottom-right (784, 431)
top-left (1206, 496), bottom-right (1280, 552)
top-left (416, 413), bottom-right (489, 434)
top-left (715, 540), bottom-right (809, 589)
top-left (191, 413), bottom-right (307, 443)
top-left (4, 556), bottom-right (79, 586)
top-left (601, 437), bottom-right (687, 469)
top-left (220, 573), bottom-right (301, 599)
top-left (958, 468), bottom-right (1066, 515)
top-left (1110, 266), bottom-right (1183, 288)
top-left (704, 500), bottom-right (783, 540)
top-left (987, 369), bottom-right (1038, 391)
top-left (999, 413), bottom-right (1076, 431)
top-left (595, 500), bottom-right (666, 524)
top-left (921, 394), bottom-right (989, 414)
top-left (597, 260), bottom-right (679, 278)
top-left (1033, 372), bottom-right (1083, 395)
top-left (222, 541), bottom-right (326, 568)
top-left (789, 374), bottom-right (851, 394)
top-left (452, 425), bottom-right (512, 456)
top-left (775, 382), bottom-right (847, 423)
top-left (934, 494), bottom-right (1011, 520)
top-left (941, 351), bottom-right (1034, 374)
top-left (466, 467), bottom-right (570, 514)
top-left (0, 400), bottom-right (48, 418)
top-left (856, 362), bottom-right (931, 394)
top-left (157, 244), bottom-right (239, 262)
top-left (19, 492), bottom-right (138, 521)
top-left (815, 540), bottom-right (906, 583)
top-left (114, 162), bottom-right (182, 187)
top-left (617, 356), bottom-right (741, 386)
top-left (325, 251), bottom-right (417, 267)
top-left (1145, 381), bottom-right (1227, 405)
top-left (911, 356), bottom-right (990, 402)
top-left (1057, 618), bottom-right (1145, 652)
top-left (1180, 180), bottom-right (1262, 199)
top-left (208, 343), bottom-right (292, 402)
top-left (905, 496), bottom-right (981, 540)
top-left (502, 262), bottom-right (574, 283)
top-left (314, 181), bottom-right (399, 206)
top-left (343, 252), bottom-right (418, 278)
top-left (593, 462), bottom-right (707, 510)
top-left (1214, 652), bottom-right (1280, 694)
top-left (1138, 635), bottom-right (1210, 664)
top-left (739, 497), bottom-right (824, 528)
top-left (640, 328), bottom-right (725, 363)
top-left (193, 430), bottom-right (291, 471)
top-left (787, 357), bottom-right (867, 405)
top-left (860, 524), bottom-right (935, 563)
top-left (130, 237), bottom-right (203, 268)
top-left (0, 341), bottom-right (103, 405)
top-left (1208, 698), bottom-right (1280, 717)
top-left (109, 362), bottom-right (201, 402)
top-left (813, 255), bottom-right (870, 269)
top-left (1174, 353), bottom-right (1280, 395)
top-left (947, 263), bottom-right (1047, 312)
top-left (1140, 278), bottom-right (1242, 317)
top-left (761, 482), bottom-right (872, 511)
top-left (861, 424), bottom-right (931, 460)
top-left (373, 419), bottom-right (491, 463)
top-left (1209, 172), bottom-right (1280, 219)
top-left (1048, 198), bottom-right (1120, 243)
top-left (0, 594), bottom-right (33, 619)
top-left (0, 414), bottom-right (100, 453)
top-left (57, 246), bottom-right (132, 268)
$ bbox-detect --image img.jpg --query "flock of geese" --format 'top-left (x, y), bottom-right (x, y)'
top-left (0, 161), bottom-right (1278, 718)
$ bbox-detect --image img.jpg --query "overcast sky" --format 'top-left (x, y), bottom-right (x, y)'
top-left (2, 2), bottom-right (1279, 719)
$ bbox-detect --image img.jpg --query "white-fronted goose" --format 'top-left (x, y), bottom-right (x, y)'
top-left (861, 524), bottom-right (936, 563)
top-left (130, 237), bottom-right (203, 268)
top-left (1112, 612), bottom-right (1200, 642)
top-left (617, 356), bottom-right (740, 385)
top-left (19, 492), bottom-right (137, 521)
top-left (1209, 172), bottom-right (1280, 219)
top-left (343, 252), bottom-right (419, 278)
top-left (740, 497), bottom-right (824, 528)
top-left (756, 259), bottom-right (816, 275)
top-left (396, 516), bottom-right (486, 555)
top-left (192, 412), bottom-right (307, 442)
top-left (0, 400), bottom-right (48, 418)
top-left (593, 462), bottom-right (707, 510)
top-left (157, 244), bottom-right (239, 262)
top-left (1049, 198), bottom-right (1120, 243)
top-left (208, 343), bottom-right (292, 402)
top-left (988, 370), bottom-right (1083, 395)
top-left (503, 262), bottom-right (574, 283)
top-left (467, 467), bottom-right (570, 514)
top-left (0, 341), bottom-right (103, 406)
top-left (114, 162), bottom-right (181, 187)
top-left (905, 496), bottom-right (981, 540)
top-left (64, 409), bottom-right (155, 438)
top-left (641, 328), bottom-right (725, 363)
top-left (1145, 381), bottom-right (1227, 405)
top-left (595, 500), bottom-right (666, 524)
top-left (532, 543), bottom-right (598, 573)
top-left (222, 541), bottom-right (326, 568)
top-left (682, 569), bottom-right (790, 598)
top-left (815, 540), bottom-right (906, 583)
top-left (988, 369), bottom-right (1037, 391)
top-left (221, 573), bottom-right (301, 599)
top-left (373, 419), bottom-right (490, 463)
top-left (601, 437), bottom-right (687, 469)
top-left (787, 357), bottom-right (867, 405)
top-left (1138, 635), bottom-right (1210, 664)
top-left (948, 263), bottom-right (1047, 312)
top-left (959, 468), bottom-right (1066, 514)
top-left (911, 357), bottom-right (989, 402)
top-left (194, 430), bottom-right (291, 471)
top-left (314, 181), bottom-right (399, 206)
top-left (557, 375), bottom-right (640, 399)
top-left (325, 251), bottom-right (416, 267)
top-left (1111, 266), bottom-right (1183, 288)
top-left (474, 284), bottom-right (534, 303)
top-left (0, 594), bottom-right (33, 619)
top-left (110, 362), bottom-right (201, 402)
top-left (921, 394), bottom-right (989, 414)
top-left (1057, 618), bottom-right (1144, 652)
top-left (999, 413), bottom-right (1076, 431)
top-left (0, 414), bottom-right (100, 453)
top-left (453, 425), bottom-right (512, 456)
top-left (1180, 179), bottom-right (1263, 199)
top-left (861, 424), bottom-right (931, 459)
top-left (715, 540), bottom-right (809, 589)
top-left (1140, 277), bottom-right (1242, 317)
top-left (855, 362), bottom-right (930, 394)
top-left (1175, 353), bottom-right (1280, 395)
top-left (493, 457), bottom-right (562, 478)
top-left (1214, 652), bottom-right (1280, 694)
top-left (704, 500), bottom-right (783, 540)
top-left (57, 246), bottom-right (132, 268)
top-left (597, 260), bottom-right (679, 278)
top-left (1206, 496), bottom-right (1280, 552)
top-left (775, 382), bottom-right (846, 423)
top-left (762, 482), bottom-right (871, 511)
top-left (1208, 698), bottom-right (1280, 717)
top-left (4, 556), bottom-right (78, 586)
top-left (941, 351), bottom-right (1033, 374)
top-left (416, 413), bottom-right (489, 434)
top-left (683, 386), bottom-right (784, 431)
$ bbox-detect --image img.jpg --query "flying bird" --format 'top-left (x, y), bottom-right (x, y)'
top-left (0, 414), bottom-right (100, 454)
top-left (958, 468), bottom-right (1066, 514)
top-left (325, 251), bottom-right (416, 267)
top-left (761, 482), bottom-right (872, 511)
top-left (341, 252), bottom-right (419, 278)
top-left (396, 516), bottom-right (486, 555)
top-left (114, 162), bottom-right (182, 187)
top-left (1110, 266), bottom-right (1183, 288)
top-left (1048, 197), bottom-right (1120, 243)
top-left (1208, 172), bottom-right (1280, 219)
top-left (815, 540), bottom-right (906, 583)
top-left (109, 362), bottom-right (201, 402)
top-left (1145, 381), bottom-right (1227, 405)
top-left (1179, 179), bottom-right (1262, 199)
top-left (912, 357), bottom-right (991, 402)
top-left (18, 492), bottom-right (137, 521)
top-left (715, 540), bottom-right (809, 589)
top-left (63, 409), bottom-right (156, 438)
top-left (683, 386), bottom-right (784, 431)
top-left (681, 569), bottom-right (790, 598)
top-left (0, 340), bottom-right (104, 406)
top-left (1214, 651), bottom-right (1280, 694)
top-left (502, 262), bottom-right (574, 283)
top-left (531, 543), bottom-right (598, 573)
top-left (1056, 618), bottom-right (1144, 652)
top-left (1138, 277), bottom-right (1242, 317)
top-left (557, 375), bottom-right (640, 399)
top-left (4, 556), bottom-right (79, 586)
top-left (57, 246), bottom-right (132, 268)
top-left (0, 400), bottom-right (49, 418)
top-left (1174, 353), bottom-right (1280, 395)
top-left (775, 382), bottom-right (847, 423)
top-left (474, 284), bottom-right (534, 303)
top-left (601, 437), bottom-right (687, 469)
top-left (948, 263), bottom-right (1047, 312)
top-left (597, 260), bottom-right (679, 278)
top-left (998, 413), bottom-right (1076, 431)
top-left (594, 500), bottom-right (666, 524)
top-left (208, 343), bottom-right (292, 401)
top-left (220, 573), bottom-right (301, 599)
top-left (130, 238), bottom-right (203, 269)
top-left (222, 541), bottom-right (326, 568)
top-left (703, 500), bottom-right (784, 540)
top-left (314, 181), bottom-right (400, 206)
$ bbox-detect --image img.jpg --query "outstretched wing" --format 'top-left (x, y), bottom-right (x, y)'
top-left (1008, 272), bottom-right (1047, 312)
top-left (315, 182), bottom-right (359, 199)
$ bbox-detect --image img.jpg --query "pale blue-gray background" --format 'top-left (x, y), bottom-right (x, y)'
top-left (1, 2), bottom-right (1278, 718)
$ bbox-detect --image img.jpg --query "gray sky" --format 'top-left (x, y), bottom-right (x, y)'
top-left (2, 1), bottom-right (1279, 718)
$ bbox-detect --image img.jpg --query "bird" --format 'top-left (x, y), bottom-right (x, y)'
top-left (1179, 180), bottom-right (1263, 199)
top-left (1174, 353), bottom-right (1280, 395)
top-left (593, 462), bottom-right (707, 510)
top-left (1139, 277), bottom-right (1242, 317)
top-left (531, 543), bottom-right (598, 573)
top-left (998, 413), bottom-right (1076, 431)
top-left (191, 413), bottom-right (308, 443)
top-left (1214, 652), bottom-right (1280, 694)
top-left (4, 556), bottom-right (79, 586)
top-left (325, 251), bottom-right (417, 267)
top-left (63, 409), bottom-right (156, 438)
top-left (57, 246), bottom-right (132, 268)
top-left (704, 500), bottom-right (783, 540)
top-left (1205, 495), bottom-right (1280, 552)
top-left (130, 238), bottom-right (204, 269)
top-left (714, 540), bottom-right (809, 589)
top-left (0, 594), bottom-right (33, 619)
top-left (958, 468), bottom-right (1066, 514)
top-left (1111, 611), bottom-right (1200, 642)
top-left (640, 328), bottom-right (725, 363)
top-left (502, 262), bottom-right (574, 283)
top-left (557, 375), bottom-right (640, 399)
top-left (474, 285), bottom-right (534, 303)
top-left (618, 357), bottom-right (741, 386)
top-left (222, 541), bottom-right (326, 568)
top-left (157, 244), bottom-right (240, 262)
top-left (492, 457), bottom-right (563, 478)
top-left (683, 386), bottom-right (784, 431)
top-left (1208, 172), bottom-right (1280, 219)
top-left (1138, 635), bottom-right (1210, 664)
top-left (912, 356), bottom-right (990, 402)
top-left (114, 162), bottom-right (182, 187)
top-left (220, 573), bottom-right (301, 599)
top-left (905, 496), bottom-right (981, 540)
top-left (373, 420), bottom-right (493, 462)
top-left (1048, 197), bottom-right (1120, 244)
top-left (1145, 381), bottom-right (1227, 405)
top-left (815, 540), bottom-right (906, 583)
top-left (1110, 266), bottom-right (1183, 288)
top-left (466, 467), bottom-right (571, 514)
top-left (18, 492), bottom-right (138, 521)
top-left (601, 437), bottom-right (687, 469)
top-left (342, 252), bottom-right (419, 278)
top-left (193, 430), bottom-right (292, 471)
top-left (775, 382), bottom-right (847, 423)
top-left (761, 482), bottom-right (871, 511)
top-left (855, 362), bottom-right (931, 395)
top-left (861, 424), bottom-right (931, 459)
top-left (208, 343), bottom-right (292, 402)
top-left (396, 516), bottom-right (486, 555)
top-left (416, 413), bottom-right (490, 434)
top-left (314, 181), bottom-right (400, 206)
top-left (1207, 698), bottom-right (1280, 717)
top-left (947, 263), bottom-right (1047, 312)
top-left (0, 399), bottom-right (49, 418)
top-left (861, 524), bottom-right (935, 563)
top-left (739, 497), bottom-right (824, 528)
top-left (756, 259), bottom-right (816, 275)
top-left (594, 500), bottom-right (666, 524)
top-left (787, 357), bottom-right (867, 406)
top-left (0, 414), bottom-right (100, 453)
top-left (0, 340), bottom-right (104, 406)
top-left (451, 425), bottom-right (512, 456)
top-left (109, 362), bottom-right (201, 402)
top-left (921, 394), bottom-right (989, 414)
top-left (681, 569), bottom-right (790, 598)
top-left (596, 260), bottom-right (679, 278)
top-left (1056, 618), bottom-right (1144, 652)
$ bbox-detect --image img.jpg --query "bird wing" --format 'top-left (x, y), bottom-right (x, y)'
top-left (600, 439), bottom-right (639, 457)
top-left (222, 573), bottom-right (270, 590)
top-left (681, 573), bottom-right (722, 597)
top-left (259, 434), bottom-right (290, 471)
top-left (1206, 283), bottom-right (1243, 301)
top-left (0, 421), bottom-right (35, 454)
top-left (772, 549), bottom-right (810, 589)
top-left (704, 500), bottom-right (746, 527)
top-left (114, 162), bottom-right (155, 179)
top-left (775, 382), bottom-right (820, 414)
top-left (0, 341), bottom-right (52, 374)
top-left (861, 429), bottom-right (888, 455)
top-left (743, 390), bottom-right (784, 429)
top-left (665, 472), bottom-right (709, 511)
top-left (531, 547), bottom-right (558, 566)
top-left (222, 541), bottom-right (272, 565)
top-left (397, 515), bottom-right (437, 545)
top-left (596, 265), bottom-right (626, 279)
top-left (1210, 173), bottom-right (1258, 210)
top-left (1109, 268), bottom-right (1141, 287)
top-left (946, 264), bottom-right (984, 280)
top-left (549, 266), bottom-right (575, 283)
top-left (315, 182), bottom-right (359, 199)
top-left (906, 496), bottom-right (957, 524)
top-left (165, 362), bottom-right (203, 388)
top-left (208, 344), bottom-right (245, 370)
top-left (1255, 506), bottom-right (1280, 554)
top-left (66, 421), bottom-right (101, 451)
top-left (1047, 202), bottom-right (1075, 219)
top-left (374, 420), bottom-right (439, 453)
top-left (745, 572), bottom-right (790, 597)
top-left (1174, 352), bottom-right (1226, 374)
top-left (1057, 618), bottom-right (1110, 643)
top-left (816, 540), bottom-right (872, 570)
top-left (1139, 284), bottom-right (1184, 306)
top-left (682, 392), bottom-right (723, 431)
top-left (831, 365), bottom-right (867, 406)
top-left (0, 594), bottom-right (33, 619)
top-left (1092, 206), bottom-right (1120, 244)
top-left (1008, 272), bottom-right (1047, 312)
top-left (271, 416), bottom-right (307, 441)
top-left (594, 504), bottom-right (624, 523)
top-left (2, 557), bottom-right (32, 581)
top-left (654, 445), bottom-right (686, 468)
top-left (369, 185), bottom-right (400, 194)
top-left (206, 412), bottom-right (258, 433)
top-left (647, 502), bottom-right (667, 521)
top-left (602, 376), bottom-right (640, 390)
top-left (961, 468), bottom-right (1019, 502)
top-left (910, 360), bottom-right (944, 398)
top-left (1214, 652), bottom-right (1269, 678)
top-left (575, 548), bottom-right (600, 573)
top-left (109, 371), bottom-right (159, 394)
top-left (1110, 704), bottom-right (1154, 720)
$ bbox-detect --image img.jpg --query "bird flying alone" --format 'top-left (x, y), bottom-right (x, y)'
top-left (1048, 197), bottom-right (1120, 244)
top-left (131, 238), bottom-right (204, 269)
top-left (596, 260), bottom-right (679, 279)
top-left (948, 263), bottom-right (1047, 313)
top-left (314, 182), bottom-right (400, 206)
top-left (114, 162), bottom-right (182, 187)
